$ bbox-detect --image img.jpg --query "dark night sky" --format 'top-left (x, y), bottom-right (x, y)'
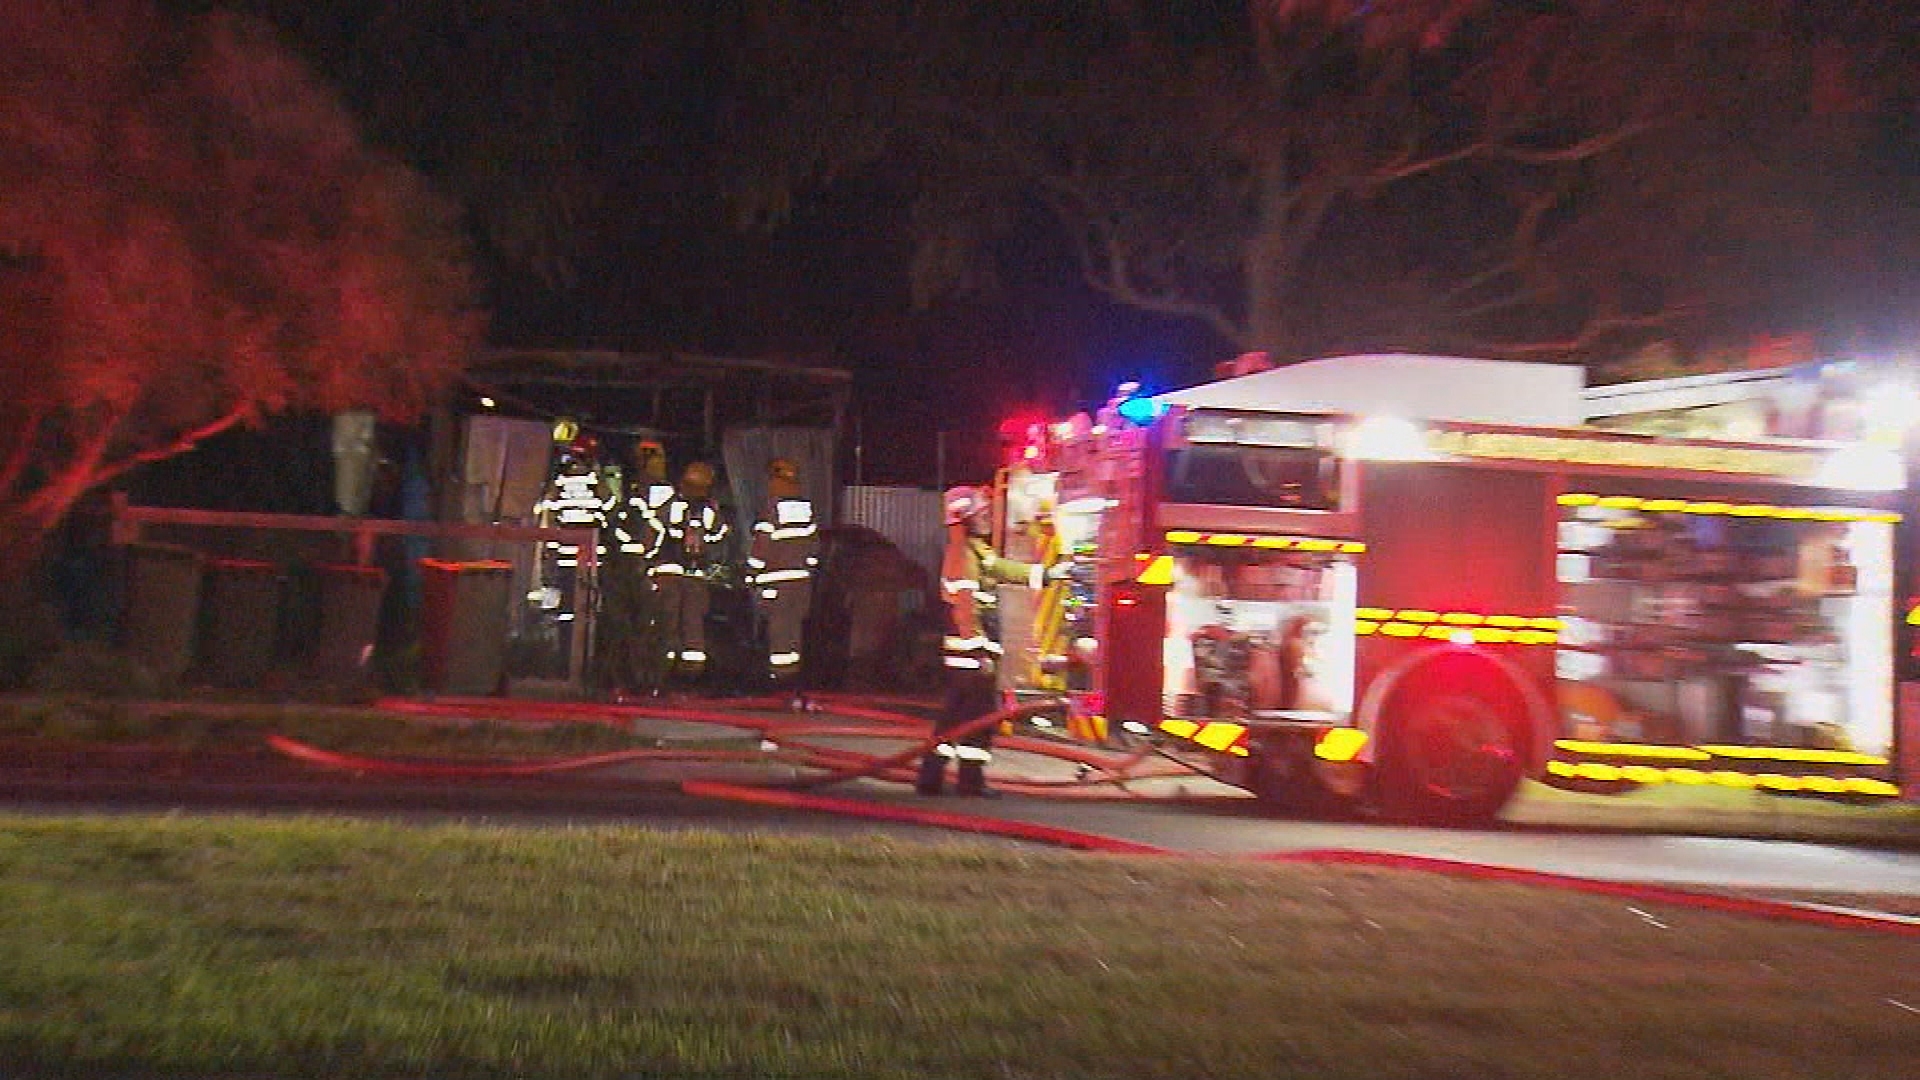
top-left (202, 1), bottom-right (1233, 487)
top-left (157, 1), bottom-right (1920, 490)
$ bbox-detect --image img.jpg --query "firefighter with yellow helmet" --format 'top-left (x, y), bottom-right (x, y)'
top-left (651, 459), bottom-right (729, 682)
top-left (917, 483), bottom-right (1067, 796)
top-left (747, 457), bottom-right (820, 701)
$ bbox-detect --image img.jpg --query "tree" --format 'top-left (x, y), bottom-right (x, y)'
top-left (211, 0), bottom-right (756, 346)
top-left (0, 0), bottom-right (483, 570)
top-left (722, 1), bottom-right (1913, 370)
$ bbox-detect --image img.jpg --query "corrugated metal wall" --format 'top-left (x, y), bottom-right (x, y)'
top-left (840, 485), bottom-right (943, 582)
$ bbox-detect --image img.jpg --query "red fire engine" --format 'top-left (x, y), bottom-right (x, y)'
top-left (988, 355), bottom-right (1908, 823)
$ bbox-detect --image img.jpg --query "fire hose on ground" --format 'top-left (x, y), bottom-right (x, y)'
top-left (260, 693), bottom-right (1920, 937)
top-left (270, 694), bottom-right (1199, 798)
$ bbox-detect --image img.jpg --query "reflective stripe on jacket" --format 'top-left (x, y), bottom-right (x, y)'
top-left (748, 498), bottom-right (820, 588)
top-left (940, 537), bottom-right (1038, 676)
top-left (651, 494), bottom-right (728, 577)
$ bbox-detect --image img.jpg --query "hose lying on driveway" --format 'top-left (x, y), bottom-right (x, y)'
top-left (263, 694), bottom-right (1920, 937)
top-left (274, 694), bottom-right (1200, 798)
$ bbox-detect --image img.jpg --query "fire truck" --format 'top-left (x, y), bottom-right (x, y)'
top-left (985, 354), bottom-right (1909, 823)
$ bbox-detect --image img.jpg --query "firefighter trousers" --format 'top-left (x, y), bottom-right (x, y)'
top-left (916, 668), bottom-right (999, 795)
top-left (653, 571), bottom-right (710, 674)
top-left (594, 557), bottom-right (658, 694)
top-left (757, 580), bottom-right (811, 685)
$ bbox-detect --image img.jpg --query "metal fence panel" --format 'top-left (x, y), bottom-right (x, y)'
top-left (839, 486), bottom-right (943, 583)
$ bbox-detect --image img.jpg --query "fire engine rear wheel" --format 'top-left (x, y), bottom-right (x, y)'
top-left (1378, 659), bottom-right (1527, 826)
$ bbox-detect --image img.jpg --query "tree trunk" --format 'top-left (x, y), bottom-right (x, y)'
top-left (0, 508), bottom-right (51, 589)
top-left (1242, 153), bottom-right (1313, 360)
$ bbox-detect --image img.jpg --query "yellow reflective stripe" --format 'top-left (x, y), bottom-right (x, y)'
top-left (1698, 745), bottom-right (1890, 766)
top-left (1355, 616), bottom-right (1558, 645)
top-left (1314, 729), bottom-right (1368, 762)
top-left (1554, 740), bottom-right (1712, 761)
top-left (1563, 493), bottom-right (1900, 523)
top-left (1135, 555), bottom-right (1174, 585)
top-left (1193, 723), bottom-right (1245, 752)
top-left (1159, 718), bottom-right (1200, 738)
top-left (1547, 760), bottom-right (1901, 796)
top-left (1165, 532), bottom-right (1365, 553)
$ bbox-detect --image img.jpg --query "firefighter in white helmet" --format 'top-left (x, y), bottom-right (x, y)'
top-left (917, 483), bottom-right (1067, 796)
top-left (651, 460), bottom-right (729, 683)
top-left (747, 457), bottom-right (819, 704)
top-left (598, 438), bottom-right (673, 699)
top-left (534, 433), bottom-right (610, 630)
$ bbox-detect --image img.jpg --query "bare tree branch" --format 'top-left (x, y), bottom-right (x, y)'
top-left (87, 402), bottom-right (258, 492)
top-left (1047, 189), bottom-right (1246, 345)
top-left (1479, 307), bottom-right (1701, 360)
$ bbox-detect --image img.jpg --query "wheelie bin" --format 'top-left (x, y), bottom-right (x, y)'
top-left (417, 559), bottom-right (514, 696)
top-left (120, 542), bottom-right (205, 684)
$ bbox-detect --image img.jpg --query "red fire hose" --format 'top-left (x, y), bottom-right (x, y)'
top-left (264, 693), bottom-right (1919, 936)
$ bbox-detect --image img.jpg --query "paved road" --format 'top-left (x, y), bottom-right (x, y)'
top-left (848, 781), bottom-right (1920, 897)
top-left (5, 747), bottom-right (1918, 910)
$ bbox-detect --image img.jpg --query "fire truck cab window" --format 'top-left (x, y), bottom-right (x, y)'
top-left (1163, 446), bottom-right (1340, 510)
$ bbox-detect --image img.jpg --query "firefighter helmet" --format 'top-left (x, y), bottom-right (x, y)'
top-left (944, 485), bottom-right (988, 526)
top-left (767, 457), bottom-right (802, 498)
top-left (632, 438), bottom-right (668, 480)
top-left (562, 433), bottom-right (599, 465)
top-left (680, 461), bottom-right (716, 495)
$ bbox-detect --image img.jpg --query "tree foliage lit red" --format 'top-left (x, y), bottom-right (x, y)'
top-left (0, 0), bottom-right (483, 568)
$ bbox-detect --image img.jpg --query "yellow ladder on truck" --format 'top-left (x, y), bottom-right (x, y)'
top-left (1027, 531), bottom-right (1067, 693)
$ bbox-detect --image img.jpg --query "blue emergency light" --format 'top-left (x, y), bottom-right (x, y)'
top-left (1115, 393), bottom-right (1164, 426)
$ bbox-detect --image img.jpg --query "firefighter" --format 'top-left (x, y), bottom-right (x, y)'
top-left (627, 439), bottom-right (678, 529)
top-left (651, 460), bottom-right (729, 683)
top-left (916, 484), bottom-right (1066, 796)
top-left (534, 433), bottom-right (610, 631)
top-left (747, 457), bottom-right (820, 703)
top-left (597, 439), bottom-right (673, 700)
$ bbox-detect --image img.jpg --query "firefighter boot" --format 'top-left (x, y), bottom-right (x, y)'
top-left (956, 761), bottom-right (999, 798)
top-left (914, 754), bottom-right (947, 796)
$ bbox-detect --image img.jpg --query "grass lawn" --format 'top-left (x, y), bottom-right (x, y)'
top-left (0, 814), bottom-right (1915, 1080)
